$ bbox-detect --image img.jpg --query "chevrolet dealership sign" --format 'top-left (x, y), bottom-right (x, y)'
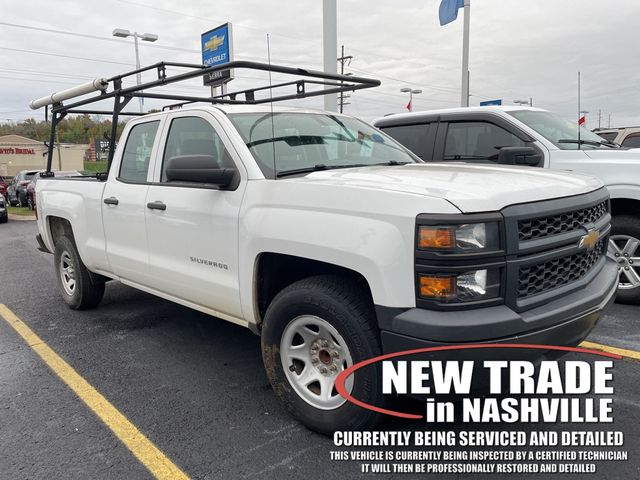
top-left (201, 23), bottom-right (234, 86)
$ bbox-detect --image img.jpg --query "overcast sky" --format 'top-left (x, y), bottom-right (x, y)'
top-left (1, 0), bottom-right (638, 128)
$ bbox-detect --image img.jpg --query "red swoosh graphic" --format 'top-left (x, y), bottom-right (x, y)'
top-left (335, 343), bottom-right (621, 420)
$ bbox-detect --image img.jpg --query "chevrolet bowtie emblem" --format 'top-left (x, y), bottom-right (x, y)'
top-left (578, 229), bottom-right (600, 250)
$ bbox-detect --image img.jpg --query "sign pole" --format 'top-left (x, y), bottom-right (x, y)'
top-left (323, 0), bottom-right (338, 112)
top-left (460, 0), bottom-right (471, 107)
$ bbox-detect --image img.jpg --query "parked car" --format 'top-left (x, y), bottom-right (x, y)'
top-left (0, 194), bottom-right (7, 223)
top-left (593, 126), bottom-right (640, 148)
top-left (37, 104), bottom-right (618, 433)
top-left (26, 170), bottom-right (81, 210)
top-left (374, 106), bottom-right (640, 303)
top-left (0, 176), bottom-right (9, 201)
top-left (8, 170), bottom-right (39, 207)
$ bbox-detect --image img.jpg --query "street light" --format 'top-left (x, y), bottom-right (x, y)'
top-left (400, 88), bottom-right (422, 112)
top-left (112, 28), bottom-right (159, 112)
top-left (513, 99), bottom-right (530, 106)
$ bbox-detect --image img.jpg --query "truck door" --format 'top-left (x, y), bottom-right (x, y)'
top-left (143, 112), bottom-right (245, 319)
top-left (102, 119), bottom-right (161, 284)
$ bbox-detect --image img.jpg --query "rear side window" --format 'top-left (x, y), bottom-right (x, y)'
top-left (119, 121), bottom-right (160, 182)
top-left (444, 121), bottom-right (526, 162)
top-left (161, 116), bottom-right (234, 182)
top-left (380, 124), bottom-right (429, 158)
top-left (621, 134), bottom-right (640, 148)
top-left (596, 132), bottom-right (618, 143)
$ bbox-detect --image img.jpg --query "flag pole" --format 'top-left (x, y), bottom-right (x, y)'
top-left (578, 71), bottom-right (581, 150)
top-left (460, 0), bottom-right (471, 107)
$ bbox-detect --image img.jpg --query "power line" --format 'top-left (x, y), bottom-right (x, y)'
top-left (0, 46), bottom-right (135, 66)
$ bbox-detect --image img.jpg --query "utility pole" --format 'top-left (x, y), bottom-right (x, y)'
top-left (530, 97), bottom-right (533, 107)
top-left (598, 109), bottom-right (602, 129)
top-left (460, 0), bottom-right (471, 107)
top-left (608, 114), bottom-right (611, 128)
top-left (323, 0), bottom-right (338, 111)
top-left (337, 45), bottom-right (353, 113)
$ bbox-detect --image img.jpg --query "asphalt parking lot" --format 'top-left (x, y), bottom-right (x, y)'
top-left (1, 219), bottom-right (639, 479)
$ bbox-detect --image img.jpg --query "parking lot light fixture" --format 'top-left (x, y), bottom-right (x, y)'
top-left (112, 28), bottom-right (159, 112)
top-left (401, 88), bottom-right (422, 112)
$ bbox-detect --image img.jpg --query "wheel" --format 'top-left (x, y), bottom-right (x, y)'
top-left (27, 196), bottom-right (33, 210)
top-left (0, 214), bottom-right (7, 224)
top-left (17, 193), bottom-right (25, 208)
top-left (53, 235), bottom-right (105, 310)
top-left (609, 215), bottom-right (640, 304)
top-left (261, 275), bottom-right (385, 434)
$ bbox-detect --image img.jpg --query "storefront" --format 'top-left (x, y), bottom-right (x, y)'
top-left (0, 134), bottom-right (86, 176)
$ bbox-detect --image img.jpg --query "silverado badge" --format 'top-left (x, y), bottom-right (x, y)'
top-left (578, 229), bottom-right (600, 250)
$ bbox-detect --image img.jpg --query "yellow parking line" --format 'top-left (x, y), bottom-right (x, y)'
top-left (0, 304), bottom-right (189, 480)
top-left (581, 340), bottom-right (640, 361)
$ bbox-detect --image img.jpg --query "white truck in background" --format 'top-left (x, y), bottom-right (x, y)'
top-left (31, 63), bottom-right (618, 433)
top-left (375, 106), bottom-right (640, 303)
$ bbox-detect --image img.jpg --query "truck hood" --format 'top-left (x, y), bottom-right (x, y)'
top-left (285, 163), bottom-right (603, 213)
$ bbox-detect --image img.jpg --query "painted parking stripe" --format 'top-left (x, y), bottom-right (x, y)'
top-left (581, 340), bottom-right (640, 361)
top-left (0, 304), bottom-right (189, 480)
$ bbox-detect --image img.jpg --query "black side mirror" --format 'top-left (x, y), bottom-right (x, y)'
top-left (497, 147), bottom-right (542, 166)
top-left (165, 155), bottom-right (236, 188)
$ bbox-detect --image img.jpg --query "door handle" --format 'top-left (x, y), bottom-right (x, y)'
top-left (147, 201), bottom-right (166, 211)
top-left (103, 197), bottom-right (119, 206)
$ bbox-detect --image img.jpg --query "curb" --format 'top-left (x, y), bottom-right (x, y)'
top-left (8, 214), bottom-right (36, 221)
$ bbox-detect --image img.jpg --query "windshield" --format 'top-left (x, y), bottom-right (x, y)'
top-left (507, 110), bottom-right (615, 150)
top-left (228, 112), bottom-right (420, 178)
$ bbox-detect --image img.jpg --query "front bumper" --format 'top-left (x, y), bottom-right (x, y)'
top-left (379, 257), bottom-right (618, 356)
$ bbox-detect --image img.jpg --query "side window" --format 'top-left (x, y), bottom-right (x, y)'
top-left (161, 116), bottom-right (234, 182)
top-left (621, 134), bottom-right (640, 149)
top-left (444, 122), bottom-right (526, 162)
top-left (119, 121), bottom-right (160, 182)
top-left (380, 124), bottom-right (429, 158)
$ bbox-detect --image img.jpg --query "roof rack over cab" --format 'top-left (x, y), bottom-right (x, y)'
top-left (28, 60), bottom-right (381, 177)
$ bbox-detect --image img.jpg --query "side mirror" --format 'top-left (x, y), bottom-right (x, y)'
top-left (165, 155), bottom-right (236, 188)
top-left (497, 146), bottom-right (542, 166)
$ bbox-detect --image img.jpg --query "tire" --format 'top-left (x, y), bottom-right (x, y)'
top-left (27, 197), bottom-right (33, 210)
top-left (0, 214), bottom-right (7, 224)
top-left (261, 275), bottom-right (385, 435)
top-left (609, 215), bottom-right (640, 304)
top-left (53, 235), bottom-right (105, 310)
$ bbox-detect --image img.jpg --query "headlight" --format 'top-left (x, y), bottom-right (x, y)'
top-left (418, 269), bottom-right (500, 303)
top-left (418, 222), bottom-right (500, 252)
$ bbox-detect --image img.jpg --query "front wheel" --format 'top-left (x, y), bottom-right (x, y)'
top-left (261, 275), bottom-right (385, 435)
top-left (54, 235), bottom-right (105, 310)
top-left (609, 215), bottom-right (640, 304)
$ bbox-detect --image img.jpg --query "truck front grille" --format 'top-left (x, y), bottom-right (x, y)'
top-left (517, 238), bottom-right (607, 298)
top-left (518, 200), bottom-right (608, 242)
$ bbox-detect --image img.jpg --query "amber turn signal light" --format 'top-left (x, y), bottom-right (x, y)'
top-left (419, 275), bottom-right (456, 299)
top-left (418, 227), bottom-right (454, 250)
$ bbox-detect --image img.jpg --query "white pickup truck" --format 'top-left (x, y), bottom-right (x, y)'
top-left (32, 65), bottom-right (618, 433)
top-left (375, 106), bottom-right (640, 303)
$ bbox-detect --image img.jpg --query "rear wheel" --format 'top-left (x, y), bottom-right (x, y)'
top-left (261, 275), bottom-right (385, 435)
top-left (609, 215), bottom-right (640, 304)
top-left (54, 235), bottom-right (105, 310)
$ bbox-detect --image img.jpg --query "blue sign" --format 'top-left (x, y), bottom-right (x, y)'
top-left (201, 23), bottom-right (234, 86)
top-left (479, 99), bottom-right (502, 106)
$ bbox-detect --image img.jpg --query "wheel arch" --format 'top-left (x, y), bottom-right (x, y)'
top-left (253, 252), bottom-right (375, 330)
top-left (610, 197), bottom-right (640, 217)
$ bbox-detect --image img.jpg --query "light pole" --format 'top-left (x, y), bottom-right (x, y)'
top-left (401, 88), bottom-right (422, 112)
top-left (112, 28), bottom-right (159, 112)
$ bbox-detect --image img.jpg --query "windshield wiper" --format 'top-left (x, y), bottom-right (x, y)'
top-left (276, 163), bottom-right (374, 178)
top-left (558, 138), bottom-right (609, 147)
